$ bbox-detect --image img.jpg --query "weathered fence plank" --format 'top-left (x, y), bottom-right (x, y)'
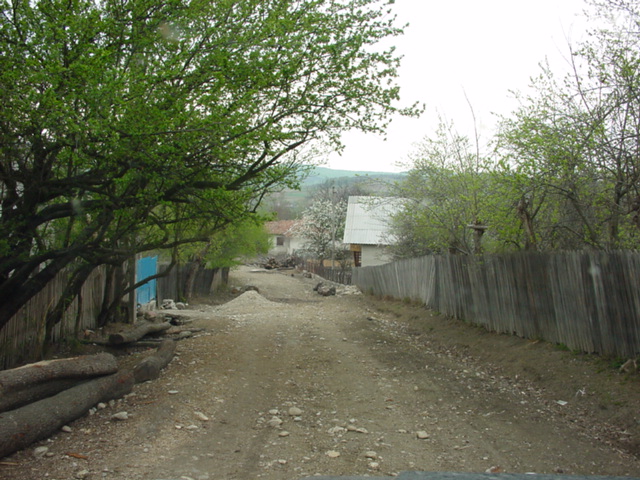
top-left (353, 252), bottom-right (640, 358)
top-left (0, 267), bottom-right (106, 370)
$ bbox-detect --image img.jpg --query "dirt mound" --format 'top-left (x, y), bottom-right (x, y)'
top-left (213, 289), bottom-right (280, 316)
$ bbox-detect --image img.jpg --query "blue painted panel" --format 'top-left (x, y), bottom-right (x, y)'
top-left (136, 256), bottom-right (158, 305)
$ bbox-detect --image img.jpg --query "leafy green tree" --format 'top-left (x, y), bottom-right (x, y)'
top-left (494, 75), bottom-right (599, 251)
top-left (179, 217), bottom-right (271, 300)
top-left (0, 0), bottom-right (417, 331)
top-left (389, 120), bottom-right (496, 257)
top-left (495, 0), bottom-right (640, 251)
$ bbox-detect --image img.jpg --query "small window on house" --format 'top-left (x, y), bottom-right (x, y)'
top-left (276, 236), bottom-right (285, 246)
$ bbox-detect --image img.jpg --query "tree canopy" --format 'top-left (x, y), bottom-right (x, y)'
top-left (389, 0), bottom-right (640, 257)
top-left (0, 0), bottom-right (417, 330)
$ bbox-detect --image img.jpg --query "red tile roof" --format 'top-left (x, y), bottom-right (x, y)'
top-left (265, 220), bottom-right (300, 236)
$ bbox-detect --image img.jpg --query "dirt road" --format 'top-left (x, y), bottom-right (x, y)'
top-left (3, 266), bottom-right (640, 480)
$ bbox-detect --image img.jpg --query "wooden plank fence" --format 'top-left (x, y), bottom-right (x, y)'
top-left (352, 251), bottom-right (640, 358)
top-left (156, 263), bottom-right (228, 303)
top-left (0, 261), bottom-right (229, 369)
top-left (0, 266), bottom-right (106, 370)
top-left (300, 260), bottom-right (352, 285)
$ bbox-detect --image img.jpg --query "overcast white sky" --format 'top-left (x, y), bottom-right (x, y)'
top-left (325, 0), bottom-right (591, 173)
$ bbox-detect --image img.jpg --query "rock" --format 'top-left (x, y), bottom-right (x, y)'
top-left (320, 285), bottom-right (335, 296)
top-left (111, 411), bottom-right (129, 421)
top-left (162, 299), bottom-right (177, 310)
top-left (61, 425), bottom-right (72, 433)
top-left (175, 302), bottom-right (187, 310)
top-left (278, 431), bottom-right (290, 437)
top-left (33, 446), bottom-right (49, 458)
top-left (194, 411), bottom-right (209, 421)
top-left (97, 402), bottom-right (107, 410)
top-left (267, 417), bottom-right (283, 428)
top-left (346, 424), bottom-right (368, 433)
top-left (288, 406), bottom-right (303, 416)
top-left (365, 451), bottom-right (377, 459)
top-left (316, 283), bottom-right (336, 296)
top-left (416, 430), bottom-right (429, 439)
top-left (369, 461), bottom-right (380, 469)
top-left (326, 450), bottom-right (341, 458)
top-left (75, 470), bottom-right (90, 479)
top-left (243, 285), bottom-right (260, 293)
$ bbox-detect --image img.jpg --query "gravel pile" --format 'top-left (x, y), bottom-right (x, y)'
top-left (213, 290), bottom-right (281, 316)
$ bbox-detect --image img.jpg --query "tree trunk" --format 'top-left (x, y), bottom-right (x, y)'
top-left (97, 260), bottom-right (130, 327)
top-left (0, 378), bottom-right (84, 413)
top-left (108, 321), bottom-right (171, 345)
top-left (517, 196), bottom-right (537, 251)
top-left (184, 243), bottom-right (211, 301)
top-left (98, 265), bottom-right (116, 327)
top-left (44, 262), bottom-right (97, 345)
top-left (0, 370), bottom-right (134, 459)
top-left (0, 255), bottom-right (73, 334)
top-left (0, 352), bottom-right (118, 396)
top-left (133, 339), bottom-right (177, 383)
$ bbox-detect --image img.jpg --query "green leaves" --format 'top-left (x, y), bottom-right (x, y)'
top-left (1, 0), bottom-right (415, 326)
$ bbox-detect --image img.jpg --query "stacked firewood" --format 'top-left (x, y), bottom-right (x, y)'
top-left (0, 320), bottom-right (186, 459)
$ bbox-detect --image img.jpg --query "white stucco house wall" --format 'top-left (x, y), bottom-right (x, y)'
top-left (342, 196), bottom-right (400, 267)
top-left (265, 220), bottom-right (305, 256)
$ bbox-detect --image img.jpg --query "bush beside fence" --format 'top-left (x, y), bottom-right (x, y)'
top-left (353, 251), bottom-right (640, 358)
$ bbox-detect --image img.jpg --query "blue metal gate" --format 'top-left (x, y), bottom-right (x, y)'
top-left (136, 256), bottom-right (158, 306)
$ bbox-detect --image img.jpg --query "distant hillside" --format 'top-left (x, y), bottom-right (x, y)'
top-left (301, 166), bottom-right (405, 187)
top-left (261, 166), bottom-right (405, 220)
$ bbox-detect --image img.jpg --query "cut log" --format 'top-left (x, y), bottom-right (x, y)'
top-left (108, 321), bottom-right (172, 345)
top-left (0, 378), bottom-right (84, 413)
top-left (0, 370), bottom-right (134, 459)
top-left (0, 352), bottom-right (118, 396)
top-left (133, 339), bottom-right (177, 383)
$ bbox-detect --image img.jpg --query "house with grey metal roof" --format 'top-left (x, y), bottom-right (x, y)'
top-left (342, 196), bottom-right (400, 267)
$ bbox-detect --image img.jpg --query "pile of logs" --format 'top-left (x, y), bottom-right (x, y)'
top-left (261, 256), bottom-right (298, 270)
top-left (0, 319), bottom-right (187, 459)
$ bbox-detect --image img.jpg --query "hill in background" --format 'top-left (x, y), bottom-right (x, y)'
top-left (302, 166), bottom-right (405, 186)
top-left (261, 166), bottom-right (405, 220)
